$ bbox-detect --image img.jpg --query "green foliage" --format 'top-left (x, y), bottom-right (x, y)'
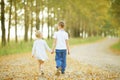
top-left (109, 0), bottom-right (120, 36)
top-left (110, 0), bottom-right (120, 24)
top-left (111, 40), bottom-right (120, 51)
top-left (1, 0), bottom-right (120, 47)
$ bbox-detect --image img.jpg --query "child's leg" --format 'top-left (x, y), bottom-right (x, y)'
top-left (61, 50), bottom-right (67, 74)
top-left (55, 50), bottom-right (62, 76)
top-left (38, 60), bottom-right (44, 73)
top-left (55, 50), bottom-right (62, 68)
top-left (40, 61), bottom-right (44, 72)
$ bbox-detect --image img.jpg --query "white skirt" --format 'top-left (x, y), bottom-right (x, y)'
top-left (34, 51), bottom-right (48, 61)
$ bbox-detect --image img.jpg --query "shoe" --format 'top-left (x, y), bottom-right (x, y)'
top-left (61, 72), bottom-right (65, 74)
top-left (41, 72), bottom-right (44, 75)
top-left (55, 67), bottom-right (61, 76)
top-left (41, 71), bottom-right (44, 75)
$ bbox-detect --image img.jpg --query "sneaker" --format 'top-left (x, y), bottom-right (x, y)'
top-left (41, 72), bottom-right (44, 75)
top-left (61, 72), bottom-right (65, 74)
top-left (40, 70), bottom-right (44, 75)
top-left (55, 67), bottom-right (61, 76)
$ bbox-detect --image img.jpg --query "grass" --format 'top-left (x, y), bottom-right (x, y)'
top-left (69, 37), bottom-right (102, 46)
top-left (0, 41), bottom-right (33, 56)
top-left (111, 40), bottom-right (120, 54)
top-left (0, 37), bottom-right (102, 56)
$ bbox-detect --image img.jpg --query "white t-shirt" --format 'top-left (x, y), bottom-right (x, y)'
top-left (53, 29), bottom-right (69, 49)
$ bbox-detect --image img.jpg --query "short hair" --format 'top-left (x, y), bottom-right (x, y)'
top-left (58, 21), bottom-right (64, 28)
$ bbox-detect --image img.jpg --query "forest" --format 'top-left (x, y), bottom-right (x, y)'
top-left (0, 0), bottom-right (120, 80)
top-left (0, 0), bottom-right (120, 46)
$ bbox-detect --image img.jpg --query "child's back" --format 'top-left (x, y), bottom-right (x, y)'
top-left (52, 21), bottom-right (70, 76)
top-left (32, 31), bottom-right (52, 75)
top-left (34, 39), bottom-right (47, 52)
top-left (54, 30), bottom-right (68, 49)
top-left (32, 39), bottom-right (51, 61)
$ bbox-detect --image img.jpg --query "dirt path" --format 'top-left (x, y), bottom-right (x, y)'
top-left (71, 37), bottom-right (120, 73)
top-left (0, 38), bottom-right (120, 80)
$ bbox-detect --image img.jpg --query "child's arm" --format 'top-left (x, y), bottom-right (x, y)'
top-left (32, 42), bottom-right (36, 57)
top-left (44, 41), bottom-right (52, 52)
top-left (51, 39), bottom-right (57, 54)
top-left (66, 39), bottom-right (70, 55)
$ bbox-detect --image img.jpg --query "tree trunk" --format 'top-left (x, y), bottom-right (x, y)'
top-left (14, 0), bottom-right (18, 42)
top-left (41, 6), bottom-right (44, 32)
top-left (79, 19), bottom-right (83, 38)
top-left (53, 10), bottom-right (57, 31)
top-left (47, 3), bottom-right (50, 39)
top-left (50, 18), bottom-right (53, 39)
top-left (36, 0), bottom-right (40, 30)
top-left (8, 0), bottom-right (12, 42)
top-left (57, 10), bottom-right (59, 22)
top-left (30, 0), bottom-right (33, 41)
top-left (1, 0), bottom-right (6, 46)
top-left (24, 0), bottom-right (29, 42)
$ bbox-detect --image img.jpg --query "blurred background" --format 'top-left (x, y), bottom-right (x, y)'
top-left (0, 0), bottom-right (120, 55)
top-left (0, 0), bottom-right (120, 79)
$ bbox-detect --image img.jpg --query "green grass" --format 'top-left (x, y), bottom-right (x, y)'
top-left (111, 40), bottom-right (120, 52)
top-left (0, 37), bottom-right (102, 56)
top-left (69, 37), bottom-right (102, 46)
top-left (0, 41), bottom-right (33, 56)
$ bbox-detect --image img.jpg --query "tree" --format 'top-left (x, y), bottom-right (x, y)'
top-left (1, 0), bottom-right (6, 46)
top-left (47, 0), bottom-right (50, 39)
top-left (14, 0), bottom-right (18, 42)
top-left (36, 0), bottom-right (40, 30)
top-left (41, 0), bottom-right (45, 32)
top-left (2, 0), bottom-right (119, 43)
top-left (110, 0), bottom-right (120, 36)
top-left (7, 0), bottom-right (12, 42)
top-left (24, 0), bottom-right (29, 42)
top-left (30, 0), bottom-right (33, 41)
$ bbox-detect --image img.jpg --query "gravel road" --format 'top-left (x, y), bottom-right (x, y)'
top-left (71, 38), bottom-right (120, 73)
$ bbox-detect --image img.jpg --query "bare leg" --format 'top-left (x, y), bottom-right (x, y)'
top-left (38, 60), bottom-right (44, 75)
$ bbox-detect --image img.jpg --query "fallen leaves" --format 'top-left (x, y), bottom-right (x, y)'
top-left (0, 53), bottom-right (120, 80)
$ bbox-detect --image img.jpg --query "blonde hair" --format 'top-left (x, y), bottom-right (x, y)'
top-left (35, 30), bottom-right (42, 38)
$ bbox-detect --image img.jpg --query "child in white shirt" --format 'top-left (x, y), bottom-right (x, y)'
top-left (52, 21), bottom-right (70, 76)
top-left (32, 30), bottom-right (51, 75)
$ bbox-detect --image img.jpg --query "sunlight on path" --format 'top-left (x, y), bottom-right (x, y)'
top-left (71, 37), bottom-right (120, 73)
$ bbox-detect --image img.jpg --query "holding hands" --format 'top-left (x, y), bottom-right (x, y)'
top-left (51, 50), bottom-right (54, 54)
